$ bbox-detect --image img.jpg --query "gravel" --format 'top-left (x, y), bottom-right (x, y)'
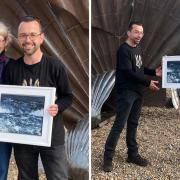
top-left (92, 107), bottom-right (180, 180)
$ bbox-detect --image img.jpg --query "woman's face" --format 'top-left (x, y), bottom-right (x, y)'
top-left (0, 35), bottom-right (6, 53)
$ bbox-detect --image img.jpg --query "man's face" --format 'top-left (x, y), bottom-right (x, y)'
top-left (18, 21), bottom-right (44, 56)
top-left (127, 24), bottom-right (144, 45)
top-left (0, 35), bottom-right (6, 53)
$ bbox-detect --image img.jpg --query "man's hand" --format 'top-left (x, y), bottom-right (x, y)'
top-left (155, 65), bottom-right (162, 77)
top-left (149, 80), bottom-right (160, 91)
top-left (48, 104), bottom-right (59, 117)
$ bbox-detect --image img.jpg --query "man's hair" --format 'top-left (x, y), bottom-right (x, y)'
top-left (19, 15), bottom-right (43, 32)
top-left (0, 21), bottom-right (12, 49)
top-left (128, 21), bottom-right (143, 31)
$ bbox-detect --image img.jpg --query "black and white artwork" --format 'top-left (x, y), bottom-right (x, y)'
top-left (0, 94), bottom-right (45, 136)
top-left (162, 56), bottom-right (180, 88)
top-left (0, 85), bottom-right (56, 146)
top-left (167, 61), bottom-right (180, 83)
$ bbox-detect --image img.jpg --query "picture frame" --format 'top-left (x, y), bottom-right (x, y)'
top-left (0, 85), bottom-right (56, 146)
top-left (162, 56), bottom-right (180, 88)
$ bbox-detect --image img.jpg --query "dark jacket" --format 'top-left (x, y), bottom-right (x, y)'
top-left (0, 51), bottom-right (9, 84)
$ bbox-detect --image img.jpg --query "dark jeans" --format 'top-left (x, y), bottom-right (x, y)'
top-left (14, 144), bottom-right (68, 180)
top-left (0, 143), bottom-right (12, 180)
top-left (104, 90), bottom-right (143, 160)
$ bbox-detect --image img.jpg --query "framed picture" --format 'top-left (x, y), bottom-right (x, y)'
top-left (162, 56), bottom-right (180, 88)
top-left (0, 85), bottom-right (56, 146)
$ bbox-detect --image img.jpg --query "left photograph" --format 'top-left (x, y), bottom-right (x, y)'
top-left (0, 0), bottom-right (89, 180)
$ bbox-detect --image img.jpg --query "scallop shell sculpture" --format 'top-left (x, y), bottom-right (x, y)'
top-left (65, 116), bottom-right (89, 180)
top-left (92, 0), bottom-right (180, 113)
top-left (91, 71), bottom-right (115, 128)
top-left (171, 89), bottom-right (180, 109)
top-left (38, 116), bottom-right (89, 178)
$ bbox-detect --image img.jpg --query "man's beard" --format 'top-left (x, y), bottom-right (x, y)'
top-left (134, 39), bottom-right (141, 45)
top-left (22, 43), bottom-right (39, 56)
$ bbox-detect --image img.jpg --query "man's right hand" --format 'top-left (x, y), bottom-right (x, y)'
top-left (149, 80), bottom-right (160, 91)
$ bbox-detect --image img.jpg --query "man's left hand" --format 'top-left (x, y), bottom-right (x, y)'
top-left (156, 65), bottom-right (162, 77)
top-left (48, 104), bottom-right (59, 117)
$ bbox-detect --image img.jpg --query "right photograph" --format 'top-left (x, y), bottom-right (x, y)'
top-left (91, 0), bottom-right (179, 179)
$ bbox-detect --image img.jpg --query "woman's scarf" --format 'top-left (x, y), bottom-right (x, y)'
top-left (0, 51), bottom-right (8, 62)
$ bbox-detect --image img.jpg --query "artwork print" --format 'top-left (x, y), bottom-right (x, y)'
top-left (162, 56), bottom-right (180, 88)
top-left (0, 85), bottom-right (56, 146)
top-left (0, 94), bottom-right (45, 136)
top-left (167, 61), bottom-right (180, 83)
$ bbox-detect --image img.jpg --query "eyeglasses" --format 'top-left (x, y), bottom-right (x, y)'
top-left (0, 39), bottom-right (5, 43)
top-left (18, 32), bottom-right (42, 40)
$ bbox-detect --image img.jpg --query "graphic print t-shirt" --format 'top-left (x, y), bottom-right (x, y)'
top-left (21, 61), bottom-right (41, 87)
top-left (116, 42), bottom-right (151, 94)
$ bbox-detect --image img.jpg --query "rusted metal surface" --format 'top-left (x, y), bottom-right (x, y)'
top-left (48, 0), bottom-right (89, 29)
top-left (0, 0), bottom-right (89, 122)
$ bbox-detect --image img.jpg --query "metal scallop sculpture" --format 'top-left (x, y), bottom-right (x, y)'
top-left (91, 0), bottom-right (180, 113)
top-left (92, 71), bottom-right (115, 128)
top-left (65, 116), bottom-right (89, 180)
top-left (171, 89), bottom-right (180, 109)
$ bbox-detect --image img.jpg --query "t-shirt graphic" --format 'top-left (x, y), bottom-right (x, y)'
top-left (135, 55), bottom-right (142, 68)
top-left (22, 78), bottom-right (40, 87)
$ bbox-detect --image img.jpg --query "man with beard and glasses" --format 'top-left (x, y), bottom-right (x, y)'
top-left (103, 21), bottom-right (162, 172)
top-left (4, 16), bottom-right (73, 180)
